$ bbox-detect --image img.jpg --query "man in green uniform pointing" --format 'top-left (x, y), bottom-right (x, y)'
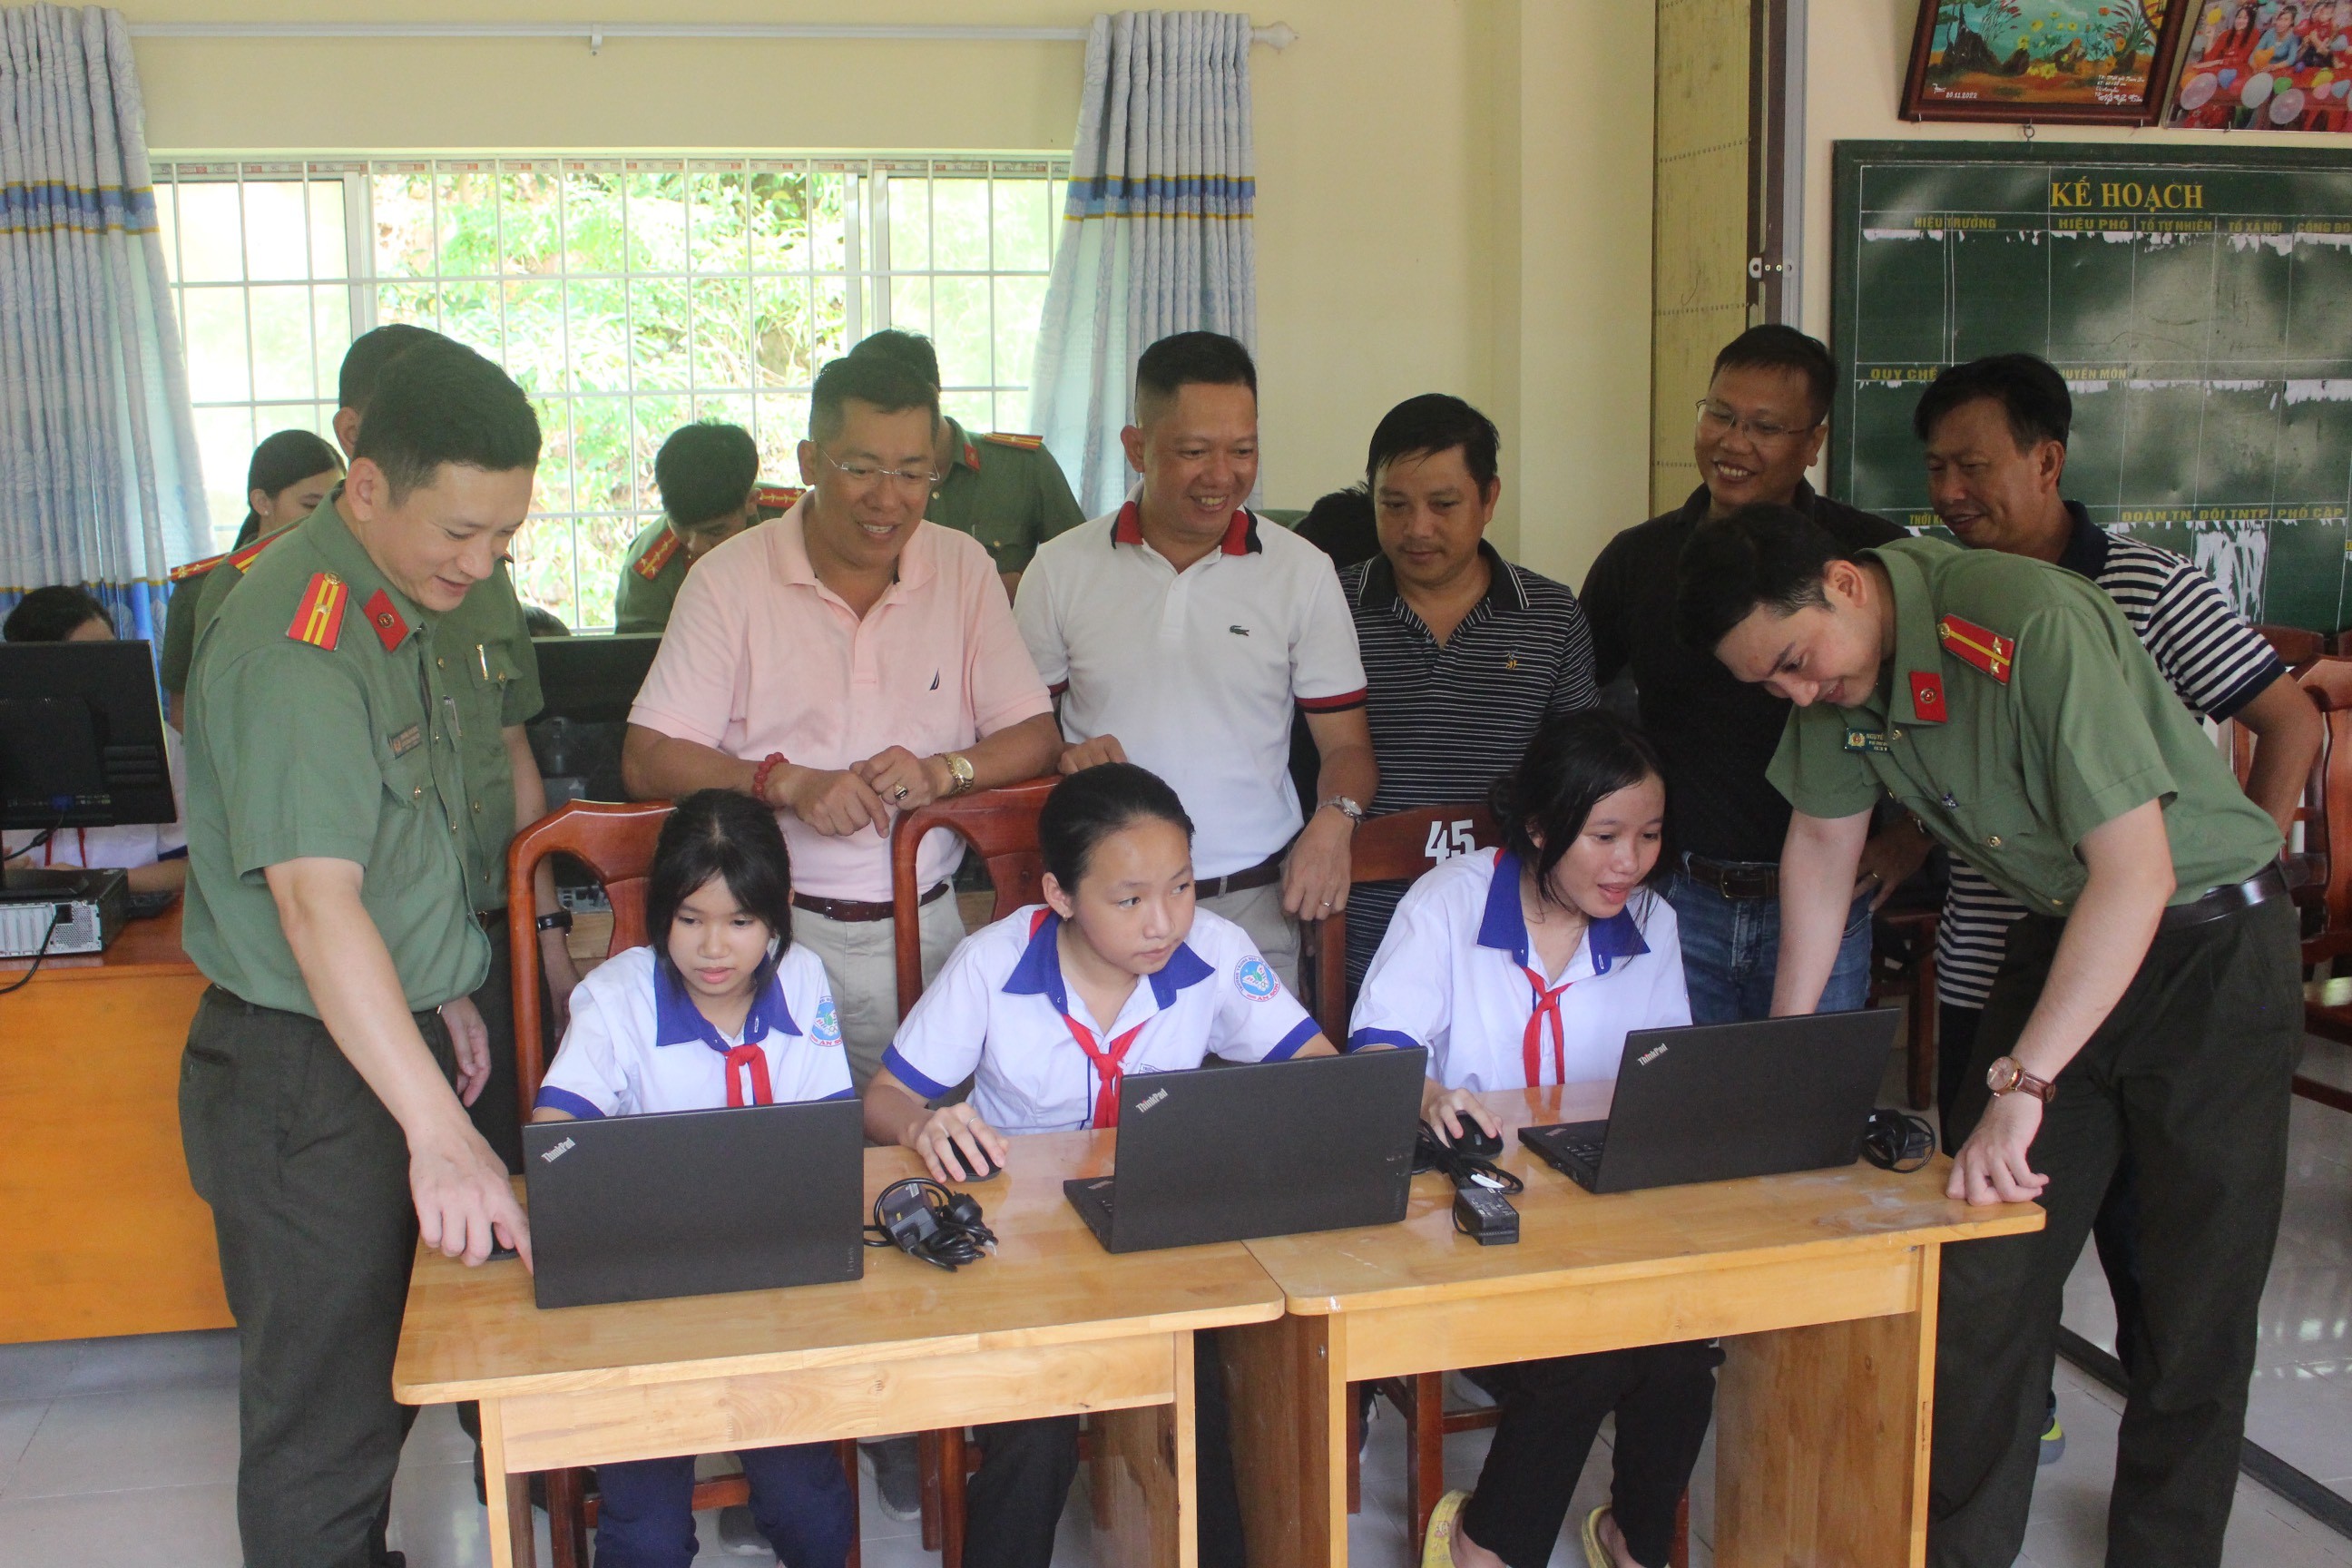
top-left (848, 328), bottom-right (1084, 599)
top-left (1679, 505), bottom-right (2298, 1568)
top-left (179, 344), bottom-right (541, 1568)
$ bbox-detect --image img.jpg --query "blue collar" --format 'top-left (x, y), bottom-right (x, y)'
top-left (2053, 499), bottom-right (2109, 580)
top-left (1475, 849), bottom-right (1651, 976)
top-left (1002, 909), bottom-right (1216, 1015)
top-left (653, 956), bottom-right (799, 1053)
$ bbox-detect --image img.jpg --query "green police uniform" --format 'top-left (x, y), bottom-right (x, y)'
top-left (925, 418), bottom-right (1086, 576)
top-left (1768, 535), bottom-right (2298, 1568)
top-left (159, 529), bottom-right (292, 700)
top-left (176, 499), bottom-right (484, 1568)
top-left (613, 519), bottom-right (686, 633)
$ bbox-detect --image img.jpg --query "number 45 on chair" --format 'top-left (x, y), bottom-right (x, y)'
top-left (1424, 818), bottom-right (1480, 863)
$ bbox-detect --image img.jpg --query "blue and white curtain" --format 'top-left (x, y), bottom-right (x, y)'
top-left (1030, 11), bottom-right (1258, 516)
top-left (0, 4), bottom-right (205, 641)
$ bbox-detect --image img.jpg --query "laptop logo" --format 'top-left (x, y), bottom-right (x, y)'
top-left (540, 1136), bottom-right (577, 1162)
top-left (1133, 1088), bottom-right (1169, 1114)
top-left (1637, 1044), bottom-right (1668, 1066)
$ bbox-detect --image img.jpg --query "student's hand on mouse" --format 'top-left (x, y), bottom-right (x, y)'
top-left (909, 1102), bottom-right (1009, 1184)
top-left (439, 995), bottom-right (492, 1107)
top-left (855, 747), bottom-right (948, 822)
top-left (776, 764), bottom-right (892, 838)
top-left (1421, 1083), bottom-right (1500, 1147)
top-left (1057, 735), bottom-right (1128, 774)
top-left (411, 1118), bottom-right (534, 1272)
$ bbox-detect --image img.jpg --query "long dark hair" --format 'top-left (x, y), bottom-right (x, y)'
top-left (235, 428), bottom-right (343, 547)
top-left (1490, 710), bottom-right (1666, 911)
top-left (1040, 763), bottom-right (1196, 891)
top-left (645, 789), bottom-right (795, 987)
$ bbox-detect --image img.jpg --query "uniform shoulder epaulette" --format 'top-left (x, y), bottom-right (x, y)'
top-left (224, 532), bottom-right (285, 573)
top-left (286, 572), bottom-right (348, 651)
top-left (983, 432), bottom-right (1046, 451)
top-left (169, 550), bottom-right (229, 584)
top-left (752, 482), bottom-right (805, 512)
top-left (1937, 613), bottom-right (2015, 683)
top-left (633, 530), bottom-right (681, 580)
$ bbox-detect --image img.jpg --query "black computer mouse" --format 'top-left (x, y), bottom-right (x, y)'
top-left (1451, 1122), bottom-right (1504, 1160)
top-left (951, 1143), bottom-right (1002, 1181)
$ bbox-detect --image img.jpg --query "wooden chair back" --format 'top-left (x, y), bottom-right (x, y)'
top-left (505, 799), bottom-right (673, 1108)
top-left (2292, 661), bottom-right (2352, 937)
top-left (1311, 804), bottom-right (1501, 1043)
top-left (2255, 623), bottom-right (2328, 668)
top-left (890, 777), bottom-right (1061, 1014)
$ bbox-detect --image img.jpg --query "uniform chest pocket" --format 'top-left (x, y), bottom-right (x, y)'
top-left (377, 728), bottom-right (435, 810)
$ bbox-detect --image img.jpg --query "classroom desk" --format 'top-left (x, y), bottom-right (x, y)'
top-left (1223, 1083), bottom-right (2045, 1568)
top-left (0, 904), bottom-right (228, 1342)
top-left (392, 1132), bottom-right (1286, 1568)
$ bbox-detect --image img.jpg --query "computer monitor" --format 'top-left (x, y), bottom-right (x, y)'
top-left (533, 633), bottom-right (661, 724)
top-left (0, 640), bottom-right (176, 829)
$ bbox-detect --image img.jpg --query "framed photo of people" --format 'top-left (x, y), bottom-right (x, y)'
top-left (1902, 0), bottom-right (2196, 124)
top-left (2165, 1), bottom-right (2352, 130)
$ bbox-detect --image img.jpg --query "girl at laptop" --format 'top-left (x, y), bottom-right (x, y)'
top-left (1350, 710), bottom-right (1711, 1568)
top-left (532, 788), bottom-right (855, 1568)
top-left (866, 761), bottom-right (1332, 1568)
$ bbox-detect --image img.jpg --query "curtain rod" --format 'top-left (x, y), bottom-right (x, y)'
top-left (128, 20), bottom-right (1298, 52)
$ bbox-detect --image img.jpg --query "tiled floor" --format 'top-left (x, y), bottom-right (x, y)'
top-left (4, 1041), bottom-right (2348, 1568)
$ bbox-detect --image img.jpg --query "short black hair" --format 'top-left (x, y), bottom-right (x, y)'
top-left (645, 789), bottom-right (795, 990)
top-left (523, 604), bottom-right (570, 637)
top-left (3, 585), bottom-right (112, 643)
top-left (1134, 331), bottom-right (1257, 423)
top-left (1913, 352), bottom-right (2072, 450)
top-left (1040, 763), bottom-right (1196, 891)
top-left (1490, 710), bottom-right (1666, 913)
top-left (808, 352), bottom-right (940, 446)
top-left (1295, 485), bottom-right (1379, 572)
top-left (653, 422), bottom-right (760, 531)
top-left (1366, 393), bottom-right (1501, 493)
top-left (849, 328), bottom-right (942, 389)
top-left (1673, 502), bottom-right (1848, 653)
top-left (353, 341), bottom-right (542, 502)
top-left (338, 323), bottom-right (450, 414)
top-left (1711, 325), bottom-right (1838, 426)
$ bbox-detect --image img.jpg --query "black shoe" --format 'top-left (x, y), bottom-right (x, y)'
top-left (864, 1436), bottom-right (924, 1523)
top-left (718, 1502), bottom-right (769, 1554)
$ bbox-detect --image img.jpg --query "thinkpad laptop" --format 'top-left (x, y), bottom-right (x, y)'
top-left (1519, 1008), bottom-right (1900, 1195)
top-left (523, 1097), bottom-right (865, 1308)
top-left (1063, 1047), bottom-right (1427, 1253)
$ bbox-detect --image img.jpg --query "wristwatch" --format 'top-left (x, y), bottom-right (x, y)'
top-left (943, 752), bottom-right (977, 797)
top-left (1318, 795), bottom-right (1366, 826)
top-left (534, 909), bottom-right (573, 934)
top-left (1985, 1055), bottom-right (2057, 1105)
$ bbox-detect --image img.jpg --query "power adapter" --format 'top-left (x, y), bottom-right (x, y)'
top-left (1452, 1186), bottom-right (1520, 1246)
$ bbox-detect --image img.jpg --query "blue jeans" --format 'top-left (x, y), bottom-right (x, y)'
top-left (1665, 870), bottom-right (1874, 1024)
top-left (593, 1441), bottom-right (852, 1568)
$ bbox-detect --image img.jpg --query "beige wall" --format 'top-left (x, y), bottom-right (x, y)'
top-left (130, 0), bottom-right (1657, 583)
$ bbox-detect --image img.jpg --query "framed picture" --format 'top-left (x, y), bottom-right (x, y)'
top-left (1902, 0), bottom-right (2196, 123)
top-left (2165, 1), bottom-right (2352, 131)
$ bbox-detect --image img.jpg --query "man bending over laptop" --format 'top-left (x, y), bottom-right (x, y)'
top-left (866, 763), bottom-right (1332, 1568)
top-left (1350, 712), bottom-right (1711, 1568)
top-left (533, 790), bottom-right (857, 1568)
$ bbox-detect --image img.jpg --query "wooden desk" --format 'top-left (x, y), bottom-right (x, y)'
top-left (392, 1133), bottom-right (1286, 1568)
top-left (1223, 1085), bottom-right (2044, 1568)
top-left (0, 905), bottom-right (228, 1341)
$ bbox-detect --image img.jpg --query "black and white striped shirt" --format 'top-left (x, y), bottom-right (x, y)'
top-left (1936, 504), bottom-right (2286, 1009)
top-left (1339, 544), bottom-right (1598, 983)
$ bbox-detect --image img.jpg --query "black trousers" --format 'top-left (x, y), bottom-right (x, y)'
top-left (1929, 900), bottom-right (2299, 1568)
top-left (1457, 1342), bottom-right (1722, 1568)
top-left (962, 1329), bottom-right (1249, 1568)
top-left (179, 987), bottom-right (456, 1568)
top-left (1940, 1003), bottom-right (2147, 1378)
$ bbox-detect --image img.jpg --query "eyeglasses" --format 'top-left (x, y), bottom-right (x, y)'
top-left (818, 449), bottom-right (942, 492)
top-left (1694, 399), bottom-right (1823, 444)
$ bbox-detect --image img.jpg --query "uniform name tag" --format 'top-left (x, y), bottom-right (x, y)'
top-left (387, 724), bottom-right (422, 759)
top-left (1843, 729), bottom-right (1893, 753)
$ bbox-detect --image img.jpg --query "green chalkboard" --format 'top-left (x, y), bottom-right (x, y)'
top-left (1829, 141), bottom-right (2352, 632)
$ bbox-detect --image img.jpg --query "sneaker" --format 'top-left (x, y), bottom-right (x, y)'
top-left (1579, 1505), bottom-right (1612, 1568)
top-left (716, 1502), bottom-right (769, 1554)
top-left (1421, 1489), bottom-right (1467, 1568)
top-left (2040, 1406), bottom-right (2066, 1466)
top-left (864, 1436), bottom-right (924, 1523)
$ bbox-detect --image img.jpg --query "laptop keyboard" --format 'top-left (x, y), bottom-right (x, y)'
top-left (1553, 1130), bottom-right (1607, 1169)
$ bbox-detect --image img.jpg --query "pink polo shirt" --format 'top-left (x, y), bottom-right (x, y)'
top-left (629, 498), bottom-right (1053, 901)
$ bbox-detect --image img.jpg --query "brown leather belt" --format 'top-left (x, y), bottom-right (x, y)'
top-left (1680, 853), bottom-right (1779, 901)
top-left (2156, 863), bottom-right (2288, 931)
top-left (791, 881), bottom-right (950, 925)
top-left (1193, 852), bottom-right (1287, 902)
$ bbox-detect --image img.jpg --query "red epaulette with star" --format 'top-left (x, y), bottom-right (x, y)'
top-left (633, 530), bottom-right (681, 580)
top-left (752, 483), bottom-right (805, 516)
top-left (983, 432), bottom-right (1045, 451)
top-left (286, 573), bottom-right (348, 651)
top-left (169, 551), bottom-right (228, 584)
top-left (1937, 613), bottom-right (2016, 683)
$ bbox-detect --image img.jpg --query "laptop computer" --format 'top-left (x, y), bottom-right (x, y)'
top-left (523, 1097), bottom-right (866, 1308)
top-left (1518, 1008), bottom-right (1900, 1195)
top-left (1063, 1047), bottom-right (1428, 1253)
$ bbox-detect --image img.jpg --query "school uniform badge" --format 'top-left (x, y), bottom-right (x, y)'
top-left (1234, 957), bottom-right (1280, 1001)
top-left (812, 996), bottom-right (843, 1046)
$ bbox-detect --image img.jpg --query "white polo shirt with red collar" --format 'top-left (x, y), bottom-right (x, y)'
top-left (1013, 503), bottom-right (1367, 878)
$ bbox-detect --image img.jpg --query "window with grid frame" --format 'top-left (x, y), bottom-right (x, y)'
top-left (155, 153), bottom-right (1070, 631)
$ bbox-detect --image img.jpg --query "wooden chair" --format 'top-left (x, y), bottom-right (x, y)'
top-left (2282, 664), bottom-right (2352, 1114)
top-left (505, 799), bottom-right (863, 1568)
top-left (886, 777), bottom-right (1065, 1568)
top-left (1870, 906), bottom-right (1940, 1112)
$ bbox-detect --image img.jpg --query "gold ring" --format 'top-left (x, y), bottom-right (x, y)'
top-left (894, 785), bottom-right (911, 801)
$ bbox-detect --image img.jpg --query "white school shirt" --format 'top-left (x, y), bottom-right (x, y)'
top-left (884, 904), bottom-right (1322, 1134)
top-left (2, 722), bottom-right (189, 871)
top-left (1349, 848), bottom-right (1690, 1093)
top-left (534, 944), bottom-right (854, 1119)
top-left (1013, 505), bottom-right (1368, 877)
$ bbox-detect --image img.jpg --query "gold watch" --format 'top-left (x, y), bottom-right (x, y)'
top-left (1985, 1055), bottom-right (2056, 1105)
top-left (943, 752), bottom-right (977, 797)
